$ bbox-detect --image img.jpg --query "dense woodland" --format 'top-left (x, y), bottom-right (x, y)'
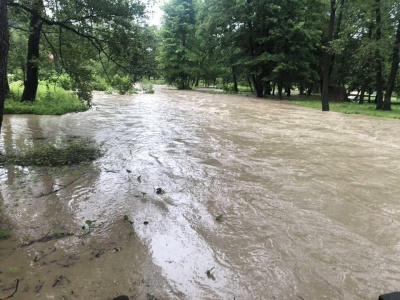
top-left (1, 0), bottom-right (400, 131)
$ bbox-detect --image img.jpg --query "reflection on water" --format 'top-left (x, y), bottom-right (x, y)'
top-left (1, 88), bottom-right (400, 299)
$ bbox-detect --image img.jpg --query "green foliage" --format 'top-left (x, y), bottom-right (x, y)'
top-left (5, 81), bottom-right (88, 115)
top-left (111, 74), bottom-right (135, 94)
top-left (57, 74), bottom-right (73, 90)
top-left (92, 75), bottom-right (109, 91)
top-left (215, 214), bottom-right (223, 222)
top-left (0, 136), bottom-right (101, 167)
top-left (104, 87), bottom-right (114, 94)
top-left (159, 0), bottom-right (198, 89)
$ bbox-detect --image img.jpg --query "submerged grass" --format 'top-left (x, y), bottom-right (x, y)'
top-left (0, 136), bottom-right (102, 167)
top-left (5, 81), bottom-right (89, 115)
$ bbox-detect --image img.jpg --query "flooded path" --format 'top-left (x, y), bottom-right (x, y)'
top-left (1, 86), bottom-right (400, 299)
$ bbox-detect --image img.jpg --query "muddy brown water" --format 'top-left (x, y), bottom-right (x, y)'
top-left (1, 86), bottom-right (400, 300)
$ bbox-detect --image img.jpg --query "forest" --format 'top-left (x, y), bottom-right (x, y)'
top-left (1, 0), bottom-right (400, 131)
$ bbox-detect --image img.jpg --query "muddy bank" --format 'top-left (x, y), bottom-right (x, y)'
top-left (0, 165), bottom-right (177, 300)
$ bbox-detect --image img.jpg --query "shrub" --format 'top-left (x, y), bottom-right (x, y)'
top-left (111, 74), bottom-right (134, 95)
top-left (57, 74), bottom-right (73, 90)
top-left (92, 75), bottom-right (109, 91)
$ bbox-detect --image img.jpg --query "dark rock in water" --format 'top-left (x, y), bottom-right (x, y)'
top-left (113, 296), bottom-right (129, 300)
top-left (379, 292), bottom-right (400, 300)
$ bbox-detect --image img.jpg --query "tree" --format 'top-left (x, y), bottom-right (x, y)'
top-left (0, 0), bottom-right (9, 132)
top-left (321, 0), bottom-right (336, 111)
top-left (375, 0), bottom-right (384, 109)
top-left (8, 0), bottom-right (147, 102)
top-left (382, 3), bottom-right (400, 110)
top-left (159, 0), bottom-right (197, 89)
top-left (20, 0), bottom-right (43, 102)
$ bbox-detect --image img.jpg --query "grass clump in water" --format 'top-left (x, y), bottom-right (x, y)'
top-left (0, 230), bottom-right (11, 239)
top-left (0, 136), bottom-right (101, 167)
top-left (5, 81), bottom-right (89, 115)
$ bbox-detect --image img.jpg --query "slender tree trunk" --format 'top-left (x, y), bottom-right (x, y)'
top-left (278, 81), bottom-right (283, 100)
top-left (322, 0), bottom-right (336, 111)
top-left (359, 85), bottom-right (365, 104)
top-left (265, 81), bottom-right (272, 96)
top-left (21, 0), bottom-right (44, 102)
top-left (0, 0), bottom-right (9, 133)
top-left (375, 0), bottom-right (384, 109)
top-left (382, 15), bottom-right (400, 111)
top-left (232, 66), bottom-right (238, 93)
top-left (286, 85), bottom-right (291, 97)
top-left (247, 77), bottom-right (253, 94)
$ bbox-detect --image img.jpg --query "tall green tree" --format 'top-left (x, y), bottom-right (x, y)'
top-left (8, 0), bottom-right (147, 102)
top-left (0, 0), bottom-right (9, 133)
top-left (321, 0), bottom-right (336, 111)
top-left (159, 0), bottom-right (197, 89)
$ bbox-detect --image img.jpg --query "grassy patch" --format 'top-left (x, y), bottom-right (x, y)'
top-left (0, 136), bottom-right (102, 167)
top-left (284, 95), bottom-right (400, 119)
top-left (5, 81), bottom-right (89, 115)
top-left (0, 229), bottom-right (11, 239)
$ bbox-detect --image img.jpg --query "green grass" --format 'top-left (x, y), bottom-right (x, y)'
top-left (0, 229), bottom-right (11, 239)
top-left (283, 95), bottom-right (400, 119)
top-left (5, 81), bottom-right (89, 115)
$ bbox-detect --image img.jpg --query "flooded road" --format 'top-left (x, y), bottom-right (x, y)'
top-left (1, 86), bottom-right (400, 299)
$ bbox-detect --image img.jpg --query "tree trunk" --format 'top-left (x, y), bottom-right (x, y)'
top-left (278, 81), bottom-right (283, 99)
top-left (21, 0), bottom-right (44, 102)
top-left (382, 14), bottom-right (400, 111)
top-left (264, 81), bottom-right (272, 96)
top-left (321, 0), bottom-right (336, 111)
top-left (252, 75), bottom-right (263, 98)
top-left (359, 85), bottom-right (365, 104)
top-left (375, 0), bottom-right (384, 109)
top-left (247, 77), bottom-right (253, 94)
top-left (286, 86), bottom-right (291, 97)
top-left (232, 66), bottom-right (238, 93)
top-left (0, 0), bottom-right (9, 133)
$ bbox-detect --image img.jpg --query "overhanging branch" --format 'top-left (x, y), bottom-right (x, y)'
top-left (8, 0), bottom-right (131, 73)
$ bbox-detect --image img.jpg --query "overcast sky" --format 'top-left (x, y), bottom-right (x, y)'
top-left (147, 0), bottom-right (164, 27)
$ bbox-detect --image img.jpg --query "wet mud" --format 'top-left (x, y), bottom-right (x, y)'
top-left (1, 87), bottom-right (400, 299)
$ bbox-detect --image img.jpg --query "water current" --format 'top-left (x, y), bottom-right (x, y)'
top-left (1, 86), bottom-right (400, 299)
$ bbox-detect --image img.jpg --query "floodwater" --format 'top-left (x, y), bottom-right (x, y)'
top-left (1, 86), bottom-right (400, 300)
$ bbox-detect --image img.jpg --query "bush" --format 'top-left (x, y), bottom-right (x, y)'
top-left (57, 74), bottom-right (73, 90)
top-left (140, 83), bottom-right (154, 94)
top-left (92, 75), bottom-right (109, 91)
top-left (104, 87), bottom-right (114, 94)
top-left (111, 74), bottom-right (134, 95)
